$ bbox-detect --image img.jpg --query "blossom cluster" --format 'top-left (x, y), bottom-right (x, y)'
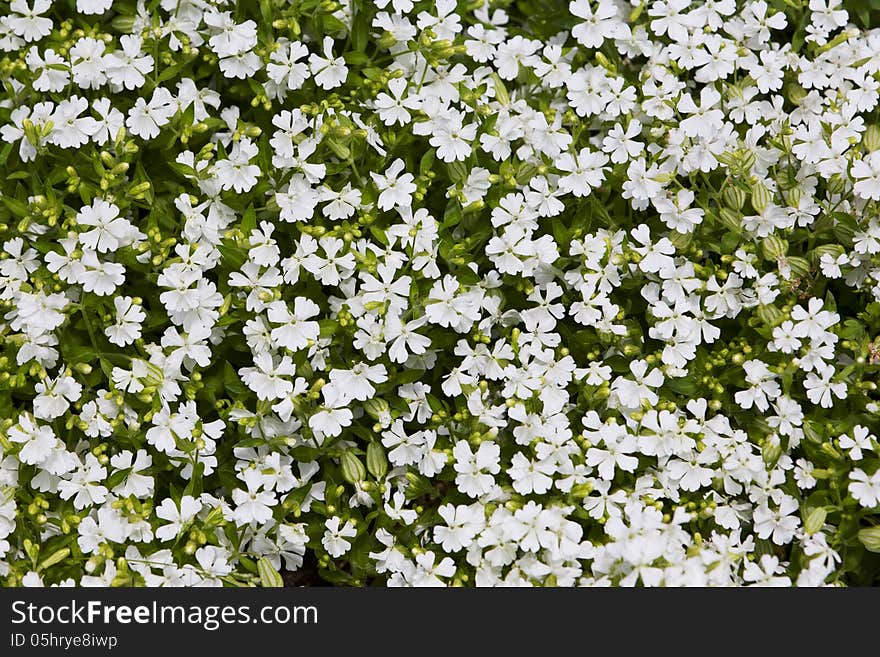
top-left (1, 0), bottom-right (880, 587)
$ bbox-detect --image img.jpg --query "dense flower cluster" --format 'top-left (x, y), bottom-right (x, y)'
top-left (1, 0), bottom-right (880, 587)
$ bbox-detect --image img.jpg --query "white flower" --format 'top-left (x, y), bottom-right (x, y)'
top-left (213, 137), bottom-right (260, 193)
top-left (126, 86), bottom-right (177, 139)
top-left (7, 0), bottom-right (53, 42)
top-left (232, 470), bottom-right (277, 526)
top-left (76, 199), bottom-right (132, 253)
top-left (267, 297), bottom-right (320, 351)
top-left (309, 36), bottom-right (348, 89)
top-left (105, 296), bottom-right (146, 346)
top-left (155, 495), bottom-right (202, 542)
top-left (8, 414), bottom-right (55, 465)
top-left (453, 440), bottom-right (501, 498)
top-left (240, 353), bottom-right (298, 401)
top-left (371, 158), bottom-right (417, 211)
top-left (322, 516), bottom-right (356, 557)
top-left (76, 0), bottom-right (113, 15)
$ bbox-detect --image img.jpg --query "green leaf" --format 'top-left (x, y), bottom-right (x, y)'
top-left (167, 161), bottom-right (196, 179)
top-left (318, 319), bottom-right (338, 338)
top-left (61, 343), bottom-right (97, 364)
top-left (420, 148), bottom-right (435, 176)
top-left (1, 196), bottom-right (27, 217)
top-left (180, 99), bottom-right (196, 127)
top-left (343, 51), bottom-right (369, 65)
top-left (441, 201), bottom-right (462, 229)
top-left (223, 361), bottom-right (247, 397)
top-left (241, 205), bottom-right (257, 234)
top-left (218, 240), bottom-right (248, 271)
top-left (351, 6), bottom-right (369, 52)
top-left (0, 142), bottom-right (12, 167)
top-left (105, 467), bottom-right (133, 490)
top-left (237, 555), bottom-right (258, 574)
top-left (183, 461), bottom-right (205, 499)
top-left (665, 376), bottom-right (698, 396)
top-left (157, 55), bottom-right (194, 84)
top-left (720, 231), bottom-right (740, 254)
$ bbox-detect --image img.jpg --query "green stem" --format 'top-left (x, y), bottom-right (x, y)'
top-left (81, 305), bottom-right (100, 356)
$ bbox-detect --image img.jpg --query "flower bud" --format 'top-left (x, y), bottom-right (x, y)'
top-left (756, 303), bottom-right (783, 326)
top-left (73, 362), bottom-right (92, 375)
top-left (750, 181), bottom-right (772, 213)
top-left (717, 207), bottom-right (742, 233)
top-left (762, 438), bottom-right (782, 466)
top-left (786, 256), bottom-right (811, 278)
top-left (865, 125), bottom-right (880, 152)
top-left (761, 235), bottom-right (787, 260)
top-left (858, 527), bottom-right (880, 553)
top-left (803, 507), bottom-right (827, 535)
top-left (826, 173), bottom-right (846, 196)
top-left (812, 244), bottom-right (844, 262)
top-left (340, 451), bottom-right (366, 484)
top-left (366, 441), bottom-right (388, 479)
top-left (786, 83), bottom-right (806, 105)
top-left (111, 15), bottom-right (135, 31)
top-left (128, 181), bottom-right (152, 197)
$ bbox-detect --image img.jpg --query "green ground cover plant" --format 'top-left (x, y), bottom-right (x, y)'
top-left (1, 0), bottom-right (880, 586)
